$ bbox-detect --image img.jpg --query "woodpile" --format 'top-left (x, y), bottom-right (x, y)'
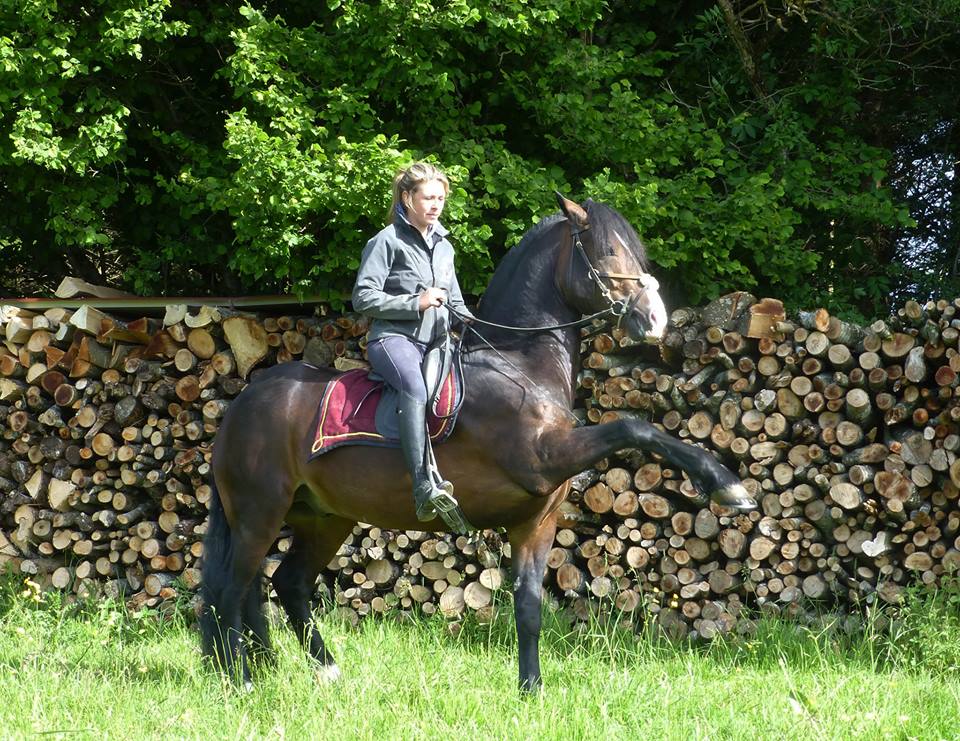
top-left (568, 293), bottom-right (960, 638)
top-left (2, 290), bottom-right (960, 640)
top-left (0, 299), bottom-right (370, 609)
top-left (272, 526), bottom-right (512, 627)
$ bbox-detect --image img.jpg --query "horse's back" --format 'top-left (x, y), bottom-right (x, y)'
top-left (248, 359), bottom-right (341, 387)
top-left (225, 361), bottom-right (336, 421)
top-left (212, 361), bottom-right (337, 488)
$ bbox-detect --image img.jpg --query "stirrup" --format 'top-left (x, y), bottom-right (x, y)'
top-left (414, 482), bottom-right (457, 522)
top-left (415, 483), bottom-right (474, 533)
top-left (431, 482), bottom-right (475, 533)
top-left (430, 481), bottom-right (459, 513)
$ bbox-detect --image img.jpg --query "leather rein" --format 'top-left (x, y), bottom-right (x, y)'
top-left (449, 220), bottom-right (658, 334)
top-left (437, 222), bottom-right (658, 419)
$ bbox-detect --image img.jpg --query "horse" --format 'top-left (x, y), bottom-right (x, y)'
top-left (200, 193), bottom-right (757, 692)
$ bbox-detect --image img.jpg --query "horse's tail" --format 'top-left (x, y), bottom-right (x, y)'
top-left (199, 478), bottom-right (232, 661)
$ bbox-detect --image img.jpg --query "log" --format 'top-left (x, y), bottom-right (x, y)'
top-left (184, 306), bottom-right (222, 328)
top-left (583, 483), bottom-right (614, 514)
top-left (68, 305), bottom-right (108, 336)
top-left (187, 329), bottom-right (217, 360)
top-left (222, 316), bottom-right (269, 378)
top-left (701, 292), bottom-right (757, 330)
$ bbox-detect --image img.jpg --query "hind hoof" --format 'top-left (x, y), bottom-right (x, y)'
top-left (314, 663), bottom-right (342, 684)
top-left (711, 483), bottom-right (757, 512)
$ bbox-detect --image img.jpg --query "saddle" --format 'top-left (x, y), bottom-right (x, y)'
top-left (308, 335), bottom-right (461, 459)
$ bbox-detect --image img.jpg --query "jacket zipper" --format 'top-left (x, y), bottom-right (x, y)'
top-left (408, 222), bottom-right (437, 289)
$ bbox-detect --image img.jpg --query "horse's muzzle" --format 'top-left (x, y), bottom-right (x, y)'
top-left (623, 302), bottom-right (666, 343)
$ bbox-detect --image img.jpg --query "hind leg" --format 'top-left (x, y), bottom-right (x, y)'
top-left (203, 495), bottom-right (288, 687)
top-left (241, 575), bottom-right (273, 667)
top-left (214, 539), bottom-right (276, 687)
top-left (272, 515), bottom-right (355, 680)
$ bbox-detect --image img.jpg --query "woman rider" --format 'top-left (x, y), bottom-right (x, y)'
top-left (352, 162), bottom-right (475, 522)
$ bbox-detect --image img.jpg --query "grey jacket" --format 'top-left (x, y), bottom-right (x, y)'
top-left (352, 219), bottom-right (475, 344)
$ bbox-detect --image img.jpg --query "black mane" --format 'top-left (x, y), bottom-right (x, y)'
top-left (482, 201), bottom-right (649, 297)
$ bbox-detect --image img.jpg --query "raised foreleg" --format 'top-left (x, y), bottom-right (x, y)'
top-left (538, 418), bottom-right (755, 510)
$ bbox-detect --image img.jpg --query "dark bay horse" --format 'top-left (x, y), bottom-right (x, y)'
top-left (200, 194), bottom-right (757, 691)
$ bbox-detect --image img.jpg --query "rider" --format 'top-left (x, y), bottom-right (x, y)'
top-left (351, 162), bottom-right (475, 521)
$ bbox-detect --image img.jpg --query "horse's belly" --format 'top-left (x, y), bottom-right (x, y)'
top-left (299, 444), bottom-right (538, 530)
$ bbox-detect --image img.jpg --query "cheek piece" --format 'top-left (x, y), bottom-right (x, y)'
top-left (571, 227), bottom-right (660, 332)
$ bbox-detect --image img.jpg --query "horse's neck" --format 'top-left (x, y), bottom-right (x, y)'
top-left (471, 222), bottom-right (581, 406)
top-left (478, 222), bottom-right (577, 331)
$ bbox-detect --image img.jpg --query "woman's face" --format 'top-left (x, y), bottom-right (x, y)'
top-left (403, 179), bottom-right (446, 233)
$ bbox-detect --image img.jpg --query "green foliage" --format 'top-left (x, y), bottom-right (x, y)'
top-left (868, 574), bottom-right (960, 677)
top-left (0, 0), bottom-right (954, 316)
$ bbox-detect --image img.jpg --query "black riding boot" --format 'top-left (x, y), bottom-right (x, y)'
top-left (397, 393), bottom-right (455, 522)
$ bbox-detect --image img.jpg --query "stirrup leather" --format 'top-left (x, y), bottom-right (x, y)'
top-left (423, 437), bottom-right (475, 533)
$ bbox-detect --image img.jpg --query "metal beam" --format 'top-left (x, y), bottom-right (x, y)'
top-left (1, 293), bottom-right (349, 315)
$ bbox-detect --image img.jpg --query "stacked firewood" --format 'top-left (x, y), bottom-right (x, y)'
top-left (564, 293), bottom-right (960, 638)
top-left (264, 526), bottom-right (513, 628)
top-left (0, 300), bottom-right (370, 609)
top-left (2, 291), bottom-right (959, 639)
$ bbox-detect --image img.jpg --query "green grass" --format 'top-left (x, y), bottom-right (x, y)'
top-left (1, 582), bottom-right (959, 740)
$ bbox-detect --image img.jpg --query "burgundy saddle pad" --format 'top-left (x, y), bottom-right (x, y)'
top-left (309, 368), bottom-right (459, 459)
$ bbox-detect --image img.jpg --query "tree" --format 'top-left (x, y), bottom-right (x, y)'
top-left (1, 0), bottom-right (956, 320)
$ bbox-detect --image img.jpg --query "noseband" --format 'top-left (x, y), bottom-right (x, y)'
top-left (568, 224), bottom-right (659, 326)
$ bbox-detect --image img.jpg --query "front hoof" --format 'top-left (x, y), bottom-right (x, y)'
top-left (314, 663), bottom-right (342, 684)
top-left (711, 483), bottom-right (757, 512)
top-left (519, 678), bottom-right (543, 696)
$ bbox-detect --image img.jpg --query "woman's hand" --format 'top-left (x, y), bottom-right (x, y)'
top-left (418, 287), bottom-right (446, 312)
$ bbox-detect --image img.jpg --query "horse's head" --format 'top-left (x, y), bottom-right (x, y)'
top-left (554, 193), bottom-right (667, 342)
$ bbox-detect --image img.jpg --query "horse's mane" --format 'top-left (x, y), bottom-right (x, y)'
top-left (488, 202), bottom-right (649, 282)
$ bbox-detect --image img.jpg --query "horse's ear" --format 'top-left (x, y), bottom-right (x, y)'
top-left (554, 191), bottom-right (589, 228)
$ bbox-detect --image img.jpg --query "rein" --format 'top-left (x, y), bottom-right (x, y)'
top-left (439, 317), bottom-right (582, 426)
top-left (448, 304), bottom-right (616, 333)
top-left (438, 221), bottom-right (657, 420)
top-left (449, 221), bottom-right (657, 336)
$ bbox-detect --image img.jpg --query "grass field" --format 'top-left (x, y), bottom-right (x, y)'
top-left (1, 580), bottom-right (959, 741)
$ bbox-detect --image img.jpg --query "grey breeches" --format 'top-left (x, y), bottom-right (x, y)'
top-left (366, 335), bottom-right (428, 403)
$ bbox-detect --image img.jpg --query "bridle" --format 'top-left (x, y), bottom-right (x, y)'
top-left (440, 219), bottom-right (660, 418)
top-left (568, 223), bottom-right (659, 329)
top-left (448, 219), bottom-right (659, 334)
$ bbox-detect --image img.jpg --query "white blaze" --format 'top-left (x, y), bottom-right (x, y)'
top-left (646, 286), bottom-right (667, 340)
